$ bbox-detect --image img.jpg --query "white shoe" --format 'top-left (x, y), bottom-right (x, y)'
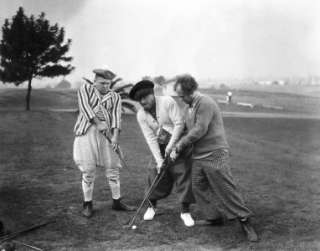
top-left (143, 207), bottom-right (156, 221)
top-left (180, 213), bottom-right (195, 227)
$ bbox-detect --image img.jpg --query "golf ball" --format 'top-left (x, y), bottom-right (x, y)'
top-left (132, 225), bottom-right (137, 230)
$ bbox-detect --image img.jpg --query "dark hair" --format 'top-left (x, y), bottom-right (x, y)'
top-left (174, 74), bottom-right (198, 95)
top-left (134, 88), bottom-right (154, 101)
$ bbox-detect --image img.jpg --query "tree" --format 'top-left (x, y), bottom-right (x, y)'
top-left (0, 7), bottom-right (74, 110)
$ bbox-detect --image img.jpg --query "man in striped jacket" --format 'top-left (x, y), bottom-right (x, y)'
top-left (73, 68), bottom-right (135, 217)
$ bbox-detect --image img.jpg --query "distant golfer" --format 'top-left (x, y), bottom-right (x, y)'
top-left (73, 68), bottom-right (135, 218)
top-left (173, 74), bottom-right (258, 241)
top-left (129, 80), bottom-right (195, 227)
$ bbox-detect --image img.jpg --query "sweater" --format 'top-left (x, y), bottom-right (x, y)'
top-left (178, 92), bottom-right (229, 159)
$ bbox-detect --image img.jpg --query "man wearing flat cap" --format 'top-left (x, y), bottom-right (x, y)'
top-left (73, 68), bottom-right (135, 217)
top-left (129, 80), bottom-right (195, 227)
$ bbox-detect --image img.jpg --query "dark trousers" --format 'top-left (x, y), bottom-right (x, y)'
top-left (192, 149), bottom-right (252, 220)
top-left (147, 157), bottom-right (195, 209)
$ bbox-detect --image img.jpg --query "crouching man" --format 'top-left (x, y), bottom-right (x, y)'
top-left (173, 74), bottom-right (258, 241)
top-left (73, 68), bottom-right (136, 217)
top-left (129, 80), bottom-right (195, 227)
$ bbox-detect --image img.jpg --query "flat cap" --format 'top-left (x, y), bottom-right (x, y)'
top-left (129, 80), bottom-right (154, 101)
top-left (93, 68), bottom-right (116, 81)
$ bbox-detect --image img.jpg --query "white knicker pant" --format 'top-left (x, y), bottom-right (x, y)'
top-left (73, 125), bottom-right (122, 200)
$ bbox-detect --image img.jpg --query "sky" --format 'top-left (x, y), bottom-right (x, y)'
top-left (0, 0), bottom-right (320, 86)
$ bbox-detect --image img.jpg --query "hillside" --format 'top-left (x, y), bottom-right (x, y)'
top-left (0, 88), bottom-right (77, 109)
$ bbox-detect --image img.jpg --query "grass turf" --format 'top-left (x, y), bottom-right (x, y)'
top-left (0, 111), bottom-right (319, 250)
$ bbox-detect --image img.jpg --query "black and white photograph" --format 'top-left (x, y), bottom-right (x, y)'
top-left (0, 0), bottom-right (319, 250)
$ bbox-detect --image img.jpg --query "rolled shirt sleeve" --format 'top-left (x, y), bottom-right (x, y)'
top-left (137, 111), bottom-right (164, 167)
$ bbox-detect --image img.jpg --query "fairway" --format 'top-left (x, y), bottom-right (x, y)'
top-left (0, 111), bottom-right (319, 250)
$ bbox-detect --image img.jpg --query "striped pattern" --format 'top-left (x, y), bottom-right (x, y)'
top-left (192, 149), bottom-right (252, 220)
top-left (96, 106), bottom-right (106, 121)
top-left (74, 83), bottom-right (121, 136)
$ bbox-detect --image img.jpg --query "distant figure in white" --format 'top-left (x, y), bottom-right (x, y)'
top-left (227, 91), bottom-right (233, 104)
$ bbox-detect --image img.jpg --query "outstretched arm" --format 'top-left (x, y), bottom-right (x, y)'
top-left (137, 112), bottom-right (164, 169)
top-left (176, 100), bottom-right (214, 152)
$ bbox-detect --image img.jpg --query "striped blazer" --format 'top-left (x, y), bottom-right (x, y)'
top-left (74, 82), bottom-right (122, 136)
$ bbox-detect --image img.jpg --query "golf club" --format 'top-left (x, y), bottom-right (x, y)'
top-left (0, 220), bottom-right (55, 244)
top-left (123, 156), bottom-right (172, 229)
top-left (12, 240), bottom-right (44, 251)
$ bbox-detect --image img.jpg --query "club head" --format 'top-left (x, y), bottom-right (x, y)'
top-left (122, 223), bottom-right (140, 230)
top-left (122, 220), bottom-right (135, 229)
top-left (122, 224), bottom-right (132, 229)
top-left (122, 217), bottom-right (140, 230)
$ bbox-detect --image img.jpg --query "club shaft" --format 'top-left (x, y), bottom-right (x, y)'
top-left (0, 221), bottom-right (54, 243)
top-left (13, 240), bottom-right (44, 251)
top-left (126, 169), bottom-right (167, 227)
top-left (126, 174), bottom-right (160, 227)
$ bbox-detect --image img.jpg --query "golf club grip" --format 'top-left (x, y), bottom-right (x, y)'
top-left (0, 220), bottom-right (55, 243)
top-left (82, 77), bottom-right (94, 85)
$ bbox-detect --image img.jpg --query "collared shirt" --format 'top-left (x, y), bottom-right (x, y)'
top-left (137, 96), bottom-right (184, 167)
top-left (74, 83), bottom-right (121, 136)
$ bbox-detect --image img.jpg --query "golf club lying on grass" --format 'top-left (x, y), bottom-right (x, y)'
top-left (12, 240), bottom-right (44, 251)
top-left (123, 156), bottom-right (173, 229)
top-left (0, 220), bottom-right (55, 244)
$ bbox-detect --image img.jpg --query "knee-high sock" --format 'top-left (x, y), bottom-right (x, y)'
top-left (82, 173), bottom-right (95, 202)
top-left (107, 176), bottom-right (120, 200)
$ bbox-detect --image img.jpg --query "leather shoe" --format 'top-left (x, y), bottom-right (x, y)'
top-left (112, 199), bottom-right (136, 211)
top-left (0, 221), bottom-right (9, 237)
top-left (82, 201), bottom-right (93, 218)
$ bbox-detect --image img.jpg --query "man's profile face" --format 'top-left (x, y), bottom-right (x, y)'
top-left (175, 84), bottom-right (193, 105)
top-left (139, 93), bottom-right (155, 111)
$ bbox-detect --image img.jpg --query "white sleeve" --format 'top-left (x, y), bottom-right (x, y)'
top-left (137, 111), bottom-right (164, 167)
top-left (166, 98), bottom-right (184, 150)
